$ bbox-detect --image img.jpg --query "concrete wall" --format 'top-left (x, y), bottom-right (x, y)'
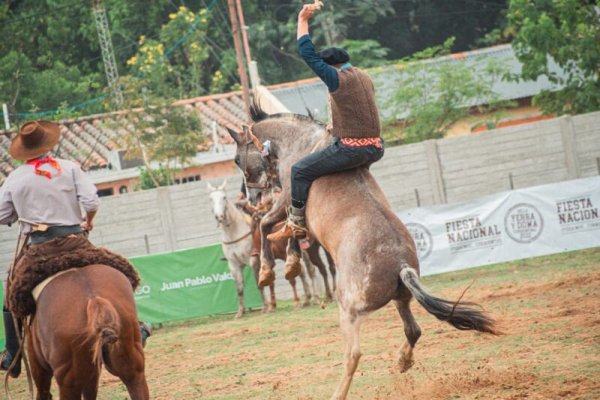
top-left (1, 112), bottom-right (599, 286)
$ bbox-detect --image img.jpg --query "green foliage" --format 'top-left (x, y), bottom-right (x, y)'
top-left (507, 0), bottom-right (600, 115)
top-left (136, 165), bottom-right (176, 190)
top-left (0, 0), bottom-right (509, 118)
top-left (383, 38), bottom-right (514, 142)
top-left (106, 78), bottom-right (204, 189)
top-left (341, 39), bottom-right (390, 68)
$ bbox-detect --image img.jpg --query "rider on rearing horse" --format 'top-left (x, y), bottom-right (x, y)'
top-left (267, 3), bottom-right (384, 247)
top-left (0, 120), bottom-right (150, 378)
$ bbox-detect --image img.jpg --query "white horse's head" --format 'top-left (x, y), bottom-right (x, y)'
top-left (207, 180), bottom-right (228, 226)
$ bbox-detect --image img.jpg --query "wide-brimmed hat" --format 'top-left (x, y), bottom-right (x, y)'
top-left (9, 120), bottom-right (61, 161)
top-left (318, 47), bottom-right (350, 65)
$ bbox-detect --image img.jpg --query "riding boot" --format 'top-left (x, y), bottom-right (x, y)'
top-left (258, 266), bottom-right (275, 288)
top-left (284, 252), bottom-right (302, 280)
top-left (1, 311), bottom-right (22, 378)
top-left (266, 206), bottom-right (307, 241)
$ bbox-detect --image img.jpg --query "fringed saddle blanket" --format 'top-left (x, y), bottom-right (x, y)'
top-left (9, 246), bottom-right (140, 318)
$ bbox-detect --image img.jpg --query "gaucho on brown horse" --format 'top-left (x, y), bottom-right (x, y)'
top-left (0, 121), bottom-right (149, 399)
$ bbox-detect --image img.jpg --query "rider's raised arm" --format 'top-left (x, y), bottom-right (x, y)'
top-left (296, 5), bottom-right (339, 92)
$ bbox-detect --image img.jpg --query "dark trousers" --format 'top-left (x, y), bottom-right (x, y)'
top-left (291, 138), bottom-right (384, 205)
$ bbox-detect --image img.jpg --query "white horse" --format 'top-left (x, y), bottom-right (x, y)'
top-left (208, 181), bottom-right (317, 316)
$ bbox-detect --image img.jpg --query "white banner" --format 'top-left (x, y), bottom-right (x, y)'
top-left (398, 176), bottom-right (600, 276)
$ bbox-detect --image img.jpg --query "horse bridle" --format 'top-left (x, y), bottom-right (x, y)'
top-left (242, 125), bottom-right (278, 191)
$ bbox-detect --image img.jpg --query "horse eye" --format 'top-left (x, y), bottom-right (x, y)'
top-left (234, 156), bottom-right (240, 165)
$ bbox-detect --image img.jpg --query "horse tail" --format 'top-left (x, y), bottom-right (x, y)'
top-left (85, 296), bottom-right (121, 368)
top-left (399, 265), bottom-right (499, 335)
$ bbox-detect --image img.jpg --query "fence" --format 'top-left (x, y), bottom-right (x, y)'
top-left (0, 111), bottom-right (599, 279)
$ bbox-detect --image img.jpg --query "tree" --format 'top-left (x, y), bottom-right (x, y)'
top-left (507, 0), bottom-right (600, 115)
top-left (382, 38), bottom-right (514, 143)
top-left (341, 39), bottom-right (390, 68)
top-left (106, 78), bottom-right (204, 189)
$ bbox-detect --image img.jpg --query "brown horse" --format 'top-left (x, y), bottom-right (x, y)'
top-left (26, 264), bottom-right (148, 399)
top-left (227, 105), bottom-right (498, 400)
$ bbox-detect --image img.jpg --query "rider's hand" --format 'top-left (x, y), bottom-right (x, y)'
top-left (298, 4), bottom-right (317, 21)
top-left (81, 216), bottom-right (94, 232)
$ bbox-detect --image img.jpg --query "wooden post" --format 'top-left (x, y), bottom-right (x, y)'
top-left (227, 0), bottom-right (251, 118)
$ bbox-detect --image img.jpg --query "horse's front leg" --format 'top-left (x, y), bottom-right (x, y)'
top-left (258, 202), bottom-right (287, 287)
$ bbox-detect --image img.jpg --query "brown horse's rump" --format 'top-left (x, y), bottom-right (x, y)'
top-left (9, 237), bottom-right (140, 318)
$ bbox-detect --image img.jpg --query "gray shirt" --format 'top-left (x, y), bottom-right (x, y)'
top-left (0, 157), bottom-right (100, 233)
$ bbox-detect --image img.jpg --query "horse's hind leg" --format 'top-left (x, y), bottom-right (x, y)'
top-left (393, 297), bottom-right (422, 373)
top-left (27, 328), bottom-right (53, 400)
top-left (297, 261), bottom-right (312, 307)
top-left (82, 372), bottom-right (100, 399)
top-left (331, 305), bottom-right (364, 400)
top-left (110, 342), bottom-right (149, 399)
top-left (28, 354), bottom-right (53, 400)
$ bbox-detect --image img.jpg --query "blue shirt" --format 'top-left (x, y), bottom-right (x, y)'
top-left (297, 34), bottom-right (340, 92)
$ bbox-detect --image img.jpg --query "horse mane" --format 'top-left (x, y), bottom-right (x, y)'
top-left (249, 97), bottom-right (321, 125)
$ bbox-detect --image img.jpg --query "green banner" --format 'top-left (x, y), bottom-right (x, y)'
top-left (131, 244), bottom-right (263, 324)
top-left (0, 244), bottom-right (262, 349)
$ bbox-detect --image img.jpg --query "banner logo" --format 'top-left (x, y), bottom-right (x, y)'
top-left (556, 196), bottom-right (600, 234)
top-left (445, 215), bottom-right (502, 253)
top-left (406, 222), bottom-right (433, 259)
top-left (134, 284), bottom-right (151, 298)
top-left (504, 203), bottom-right (544, 243)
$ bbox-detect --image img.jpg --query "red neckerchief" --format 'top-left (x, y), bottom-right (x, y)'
top-left (26, 156), bottom-right (62, 180)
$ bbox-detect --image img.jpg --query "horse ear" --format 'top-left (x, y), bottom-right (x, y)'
top-left (226, 127), bottom-right (243, 145)
top-left (218, 179), bottom-right (228, 191)
top-left (207, 181), bottom-right (216, 191)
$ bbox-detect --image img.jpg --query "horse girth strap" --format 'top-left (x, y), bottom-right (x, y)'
top-left (31, 268), bottom-right (78, 302)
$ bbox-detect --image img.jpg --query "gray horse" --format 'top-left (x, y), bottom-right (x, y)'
top-left (227, 105), bottom-right (498, 400)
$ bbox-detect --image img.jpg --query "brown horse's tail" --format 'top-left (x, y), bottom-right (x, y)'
top-left (85, 297), bottom-right (121, 368)
top-left (399, 266), bottom-right (499, 335)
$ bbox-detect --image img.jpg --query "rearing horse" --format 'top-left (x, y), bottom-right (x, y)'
top-left (227, 105), bottom-right (498, 400)
top-left (25, 265), bottom-right (148, 399)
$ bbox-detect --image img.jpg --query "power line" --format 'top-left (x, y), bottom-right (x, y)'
top-left (4, 0), bottom-right (220, 119)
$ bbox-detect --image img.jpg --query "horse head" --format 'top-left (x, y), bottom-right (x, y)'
top-left (226, 105), bottom-right (325, 205)
top-left (226, 124), bottom-right (275, 205)
top-left (207, 180), bottom-right (228, 226)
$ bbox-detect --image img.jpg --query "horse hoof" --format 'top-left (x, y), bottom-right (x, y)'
top-left (398, 357), bottom-right (414, 373)
top-left (258, 267), bottom-right (275, 287)
top-left (234, 312), bottom-right (243, 319)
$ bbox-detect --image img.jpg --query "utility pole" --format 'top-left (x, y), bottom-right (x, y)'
top-left (227, 0), bottom-right (251, 117)
top-left (235, 0), bottom-right (260, 88)
top-left (235, 0), bottom-right (252, 68)
top-left (92, 0), bottom-right (123, 108)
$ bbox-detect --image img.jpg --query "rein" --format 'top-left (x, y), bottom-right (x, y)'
top-left (4, 231), bottom-right (34, 400)
top-left (222, 231), bottom-right (253, 245)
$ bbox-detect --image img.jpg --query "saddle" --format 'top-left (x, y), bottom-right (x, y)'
top-left (9, 246), bottom-right (140, 318)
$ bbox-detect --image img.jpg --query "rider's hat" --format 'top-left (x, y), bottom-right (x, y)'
top-left (9, 120), bottom-right (61, 160)
top-left (318, 47), bottom-right (350, 65)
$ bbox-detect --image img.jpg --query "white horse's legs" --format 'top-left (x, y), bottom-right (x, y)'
top-left (331, 305), bottom-right (364, 400)
top-left (228, 261), bottom-right (246, 319)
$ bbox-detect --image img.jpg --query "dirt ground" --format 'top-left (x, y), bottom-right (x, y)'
top-left (6, 248), bottom-right (600, 399)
